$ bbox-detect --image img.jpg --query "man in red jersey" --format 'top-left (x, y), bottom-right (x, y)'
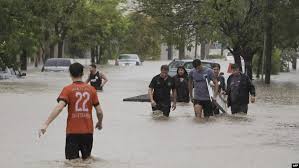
top-left (39, 62), bottom-right (104, 160)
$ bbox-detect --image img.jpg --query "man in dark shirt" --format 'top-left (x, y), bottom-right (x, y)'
top-left (148, 65), bottom-right (177, 117)
top-left (86, 64), bottom-right (108, 91)
top-left (227, 64), bottom-right (256, 114)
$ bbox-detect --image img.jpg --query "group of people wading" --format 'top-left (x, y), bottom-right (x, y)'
top-left (38, 60), bottom-right (255, 161)
top-left (148, 59), bottom-right (256, 119)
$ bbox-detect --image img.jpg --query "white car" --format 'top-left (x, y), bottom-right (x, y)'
top-left (42, 58), bottom-right (75, 72)
top-left (115, 54), bottom-right (143, 66)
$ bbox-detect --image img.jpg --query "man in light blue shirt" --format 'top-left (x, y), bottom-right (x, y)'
top-left (189, 59), bottom-right (219, 118)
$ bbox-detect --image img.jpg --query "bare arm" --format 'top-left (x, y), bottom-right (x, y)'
top-left (172, 88), bottom-right (177, 110)
top-left (100, 73), bottom-right (108, 87)
top-left (148, 88), bottom-right (156, 106)
top-left (188, 80), bottom-right (193, 100)
top-left (94, 104), bottom-right (104, 130)
top-left (213, 78), bottom-right (219, 98)
top-left (85, 75), bottom-right (90, 84)
top-left (39, 101), bottom-right (66, 137)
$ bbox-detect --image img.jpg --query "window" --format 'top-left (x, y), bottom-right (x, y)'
top-left (184, 62), bottom-right (193, 69)
top-left (119, 55), bottom-right (137, 60)
top-left (169, 61), bottom-right (183, 69)
top-left (57, 60), bottom-right (71, 66)
top-left (45, 59), bottom-right (56, 67)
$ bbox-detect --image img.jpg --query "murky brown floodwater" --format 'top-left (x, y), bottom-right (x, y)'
top-left (0, 60), bottom-right (298, 168)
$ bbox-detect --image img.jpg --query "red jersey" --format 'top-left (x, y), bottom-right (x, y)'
top-left (57, 81), bottom-right (99, 134)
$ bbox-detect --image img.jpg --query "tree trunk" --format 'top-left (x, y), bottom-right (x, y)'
top-left (20, 49), bottom-right (27, 71)
top-left (167, 43), bottom-right (173, 60)
top-left (91, 47), bottom-right (95, 64)
top-left (95, 46), bottom-right (100, 64)
top-left (41, 46), bottom-right (46, 64)
top-left (99, 45), bottom-right (103, 65)
top-left (244, 60), bottom-right (253, 80)
top-left (234, 55), bottom-right (242, 71)
top-left (221, 44), bottom-right (224, 58)
top-left (178, 42), bottom-right (185, 59)
top-left (292, 55), bottom-right (297, 70)
top-left (264, 0), bottom-right (273, 84)
top-left (200, 41), bottom-right (206, 60)
top-left (34, 49), bottom-right (42, 67)
top-left (58, 40), bottom-right (64, 58)
top-left (194, 36), bottom-right (198, 58)
top-left (205, 41), bottom-right (210, 58)
top-left (229, 47), bottom-right (243, 72)
top-left (43, 31), bottom-right (50, 63)
top-left (50, 44), bottom-right (55, 58)
top-left (256, 50), bottom-right (263, 78)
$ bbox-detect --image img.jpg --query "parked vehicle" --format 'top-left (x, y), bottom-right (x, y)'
top-left (168, 59), bottom-right (219, 77)
top-left (42, 58), bottom-right (75, 72)
top-left (115, 54), bottom-right (143, 66)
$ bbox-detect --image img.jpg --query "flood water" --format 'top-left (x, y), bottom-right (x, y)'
top-left (0, 60), bottom-right (298, 168)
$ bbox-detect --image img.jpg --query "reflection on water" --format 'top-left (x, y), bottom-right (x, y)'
top-left (0, 61), bottom-right (299, 168)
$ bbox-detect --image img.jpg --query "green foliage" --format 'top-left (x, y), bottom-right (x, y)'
top-left (136, 0), bottom-right (206, 58)
top-left (252, 48), bottom-right (281, 75)
top-left (273, 0), bottom-right (299, 49)
top-left (120, 13), bottom-right (161, 60)
top-left (272, 48), bottom-right (281, 74)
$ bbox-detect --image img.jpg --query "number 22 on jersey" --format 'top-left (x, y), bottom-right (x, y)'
top-left (75, 92), bottom-right (90, 112)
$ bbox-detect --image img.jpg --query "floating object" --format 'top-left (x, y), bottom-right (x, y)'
top-left (123, 94), bottom-right (150, 102)
top-left (205, 76), bottom-right (227, 113)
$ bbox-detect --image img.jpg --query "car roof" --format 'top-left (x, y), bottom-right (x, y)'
top-left (119, 54), bottom-right (138, 56)
top-left (46, 58), bottom-right (73, 60)
top-left (172, 59), bottom-right (216, 63)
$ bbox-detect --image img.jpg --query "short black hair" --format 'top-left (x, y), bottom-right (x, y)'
top-left (212, 63), bottom-right (221, 69)
top-left (192, 59), bottom-right (201, 68)
top-left (160, 65), bottom-right (169, 71)
top-left (69, 62), bottom-right (84, 77)
top-left (231, 64), bottom-right (239, 70)
top-left (90, 64), bottom-right (96, 68)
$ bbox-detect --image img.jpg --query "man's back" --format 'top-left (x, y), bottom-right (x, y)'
top-left (58, 81), bottom-right (99, 134)
top-left (189, 67), bottom-right (214, 100)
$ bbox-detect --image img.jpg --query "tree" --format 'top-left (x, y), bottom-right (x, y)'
top-left (136, 0), bottom-right (204, 59)
top-left (207, 0), bottom-right (264, 79)
top-left (120, 12), bottom-right (161, 60)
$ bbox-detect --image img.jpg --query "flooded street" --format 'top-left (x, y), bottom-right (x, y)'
top-left (0, 60), bottom-right (298, 168)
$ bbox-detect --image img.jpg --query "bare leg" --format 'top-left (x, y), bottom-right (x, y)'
top-left (194, 104), bottom-right (203, 118)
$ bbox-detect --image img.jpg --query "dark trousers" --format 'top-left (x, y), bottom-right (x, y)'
top-left (65, 134), bottom-right (93, 160)
top-left (231, 104), bottom-right (248, 114)
top-left (152, 102), bottom-right (171, 117)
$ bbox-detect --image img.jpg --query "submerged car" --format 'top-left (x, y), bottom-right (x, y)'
top-left (115, 54), bottom-right (143, 66)
top-left (42, 58), bottom-right (75, 72)
top-left (168, 59), bottom-right (219, 77)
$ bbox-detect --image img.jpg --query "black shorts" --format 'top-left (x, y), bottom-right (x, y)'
top-left (193, 99), bottom-right (213, 117)
top-left (65, 134), bottom-right (93, 160)
top-left (231, 104), bottom-right (248, 114)
top-left (152, 103), bottom-right (171, 117)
